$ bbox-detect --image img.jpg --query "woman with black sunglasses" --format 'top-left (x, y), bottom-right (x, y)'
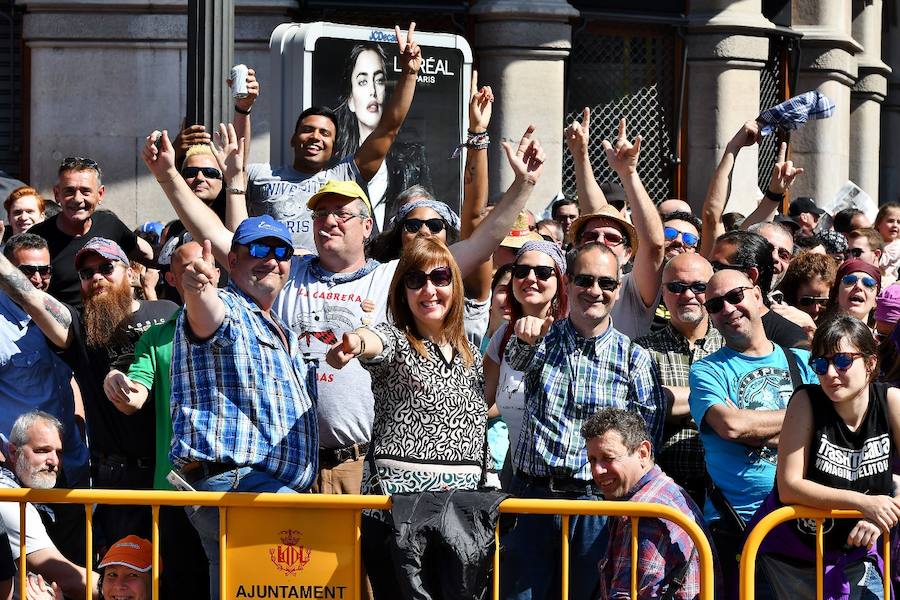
top-left (753, 315), bottom-right (900, 599)
top-left (324, 237), bottom-right (486, 598)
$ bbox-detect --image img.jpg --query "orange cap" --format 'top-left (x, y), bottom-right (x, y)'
top-left (98, 535), bottom-right (156, 573)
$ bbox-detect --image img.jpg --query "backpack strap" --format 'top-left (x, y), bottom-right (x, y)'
top-left (779, 345), bottom-right (803, 390)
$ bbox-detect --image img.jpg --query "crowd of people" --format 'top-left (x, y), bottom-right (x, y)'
top-left (0, 21), bottom-right (898, 600)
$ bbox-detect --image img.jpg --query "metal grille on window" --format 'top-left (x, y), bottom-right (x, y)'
top-left (757, 36), bottom-right (787, 193)
top-left (564, 24), bottom-right (678, 203)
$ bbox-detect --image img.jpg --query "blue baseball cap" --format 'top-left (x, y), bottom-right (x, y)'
top-left (233, 215), bottom-right (293, 247)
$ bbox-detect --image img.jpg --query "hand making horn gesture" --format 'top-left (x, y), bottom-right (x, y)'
top-left (767, 141), bottom-right (804, 195)
top-left (395, 21), bottom-right (422, 75)
top-left (601, 117), bottom-right (642, 176)
top-left (565, 107), bottom-right (591, 158)
top-left (502, 125), bottom-right (545, 185)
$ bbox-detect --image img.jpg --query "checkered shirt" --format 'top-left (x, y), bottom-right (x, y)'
top-left (169, 283), bottom-right (318, 491)
top-left (635, 322), bottom-right (723, 485)
top-left (506, 318), bottom-right (665, 481)
top-left (757, 91), bottom-right (836, 136)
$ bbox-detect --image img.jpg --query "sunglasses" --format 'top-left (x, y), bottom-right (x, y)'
top-left (663, 227), bottom-right (699, 247)
top-left (246, 242), bottom-right (292, 261)
top-left (18, 264), bottom-right (52, 278)
top-left (402, 218), bottom-right (445, 235)
top-left (512, 264), bottom-right (556, 281)
top-left (711, 261), bottom-right (752, 273)
top-left (704, 286), bottom-right (753, 314)
top-left (77, 262), bottom-right (117, 281)
top-left (181, 166), bottom-right (222, 180)
top-left (809, 352), bottom-right (864, 376)
top-left (581, 230), bottom-right (625, 247)
top-left (404, 266), bottom-right (453, 290)
top-left (798, 295), bottom-right (828, 307)
top-left (847, 247), bottom-right (865, 259)
top-left (841, 274), bottom-right (877, 289)
top-left (572, 274), bottom-right (619, 291)
top-left (665, 281), bottom-right (707, 295)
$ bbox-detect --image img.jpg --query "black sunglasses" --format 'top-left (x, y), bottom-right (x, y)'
top-left (512, 264), bottom-right (556, 281)
top-left (404, 266), bottom-right (453, 290)
top-left (572, 274), bottom-right (619, 291)
top-left (665, 281), bottom-right (707, 295)
top-left (798, 295), bottom-right (828, 307)
top-left (704, 286), bottom-right (753, 314)
top-left (246, 242), bottom-right (292, 261)
top-left (181, 166), bottom-right (222, 180)
top-left (18, 264), bottom-right (52, 278)
top-left (77, 262), bottom-right (117, 281)
top-left (402, 218), bottom-right (445, 235)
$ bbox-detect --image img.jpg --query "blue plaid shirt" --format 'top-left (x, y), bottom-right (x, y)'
top-left (169, 283), bottom-right (318, 491)
top-left (506, 319), bottom-right (665, 481)
top-left (757, 91), bottom-right (836, 135)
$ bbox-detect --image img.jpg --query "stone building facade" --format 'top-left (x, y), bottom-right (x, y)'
top-left (10, 0), bottom-right (898, 224)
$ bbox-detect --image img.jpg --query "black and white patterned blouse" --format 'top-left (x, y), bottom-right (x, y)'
top-left (360, 321), bottom-right (487, 496)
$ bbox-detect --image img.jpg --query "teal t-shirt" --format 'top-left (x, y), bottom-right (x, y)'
top-left (128, 309), bottom-right (180, 489)
top-left (689, 343), bottom-right (816, 522)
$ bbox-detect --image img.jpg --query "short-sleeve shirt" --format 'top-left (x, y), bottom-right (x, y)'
top-left (127, 310), bottom-right (179, 490)
top-left (359, 322), bottom-right (486, 495)
top-left (247, 158), bottom-right (366, 253)
top-left (275, 256), bottom-right (397, 449)
top-left (0, 468), bottom-right (54, 560)
top-left (688, 344), bottom-right (816, 522)
top-left (29, 211), bottom-right (139, 309)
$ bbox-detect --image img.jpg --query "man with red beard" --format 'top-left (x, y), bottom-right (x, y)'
top-left (0, 237), bottom-right (177, 555)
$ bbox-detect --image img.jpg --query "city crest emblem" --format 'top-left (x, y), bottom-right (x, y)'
top-left (269, 529), bottom-right (312, 575)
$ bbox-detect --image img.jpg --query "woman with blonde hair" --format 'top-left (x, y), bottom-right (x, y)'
top-left (326, 236), bottom-right (486, 598)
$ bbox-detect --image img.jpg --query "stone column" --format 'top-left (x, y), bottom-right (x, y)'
top-left (684, 0), bottom-right (774, 215)
top-left (879, 4), bottom-right (900, 203)
top-left (848, 0), bottom-right (887, 201)
top-left (789, 0), bottom-right (859, 209)
top-left (472, 0), bottom-right (578, 210)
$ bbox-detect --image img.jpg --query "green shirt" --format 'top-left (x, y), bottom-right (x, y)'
top-left (127, 308), bottom-right (180, 489)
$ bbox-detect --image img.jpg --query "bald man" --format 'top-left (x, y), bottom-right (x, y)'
top-left (687, 269), bottom-right (816, 593)
top-left (657, 198), bottom-right (692, 217)
top-left (636, 253), bottom-right (721, 505)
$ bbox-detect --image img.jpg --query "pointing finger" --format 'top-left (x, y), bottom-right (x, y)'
top-left (777, 141), bottom-right (787, 164)
top-left (582, 107), bottom-right (590, 130)
top-left (407, 21), bottom-right (416, 43)
top-left (471, 69), bottom-right (478, 95)
top-left (618, 118), bottom-right (627, 143)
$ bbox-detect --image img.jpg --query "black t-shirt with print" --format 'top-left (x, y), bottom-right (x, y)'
top-left (29, 210), bottom-right (139, 310)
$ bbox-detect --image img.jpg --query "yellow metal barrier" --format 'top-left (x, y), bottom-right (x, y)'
top-left (0, 488), bottom-right (715, 600)
top-left (740, 506), bottom-right (892, 600)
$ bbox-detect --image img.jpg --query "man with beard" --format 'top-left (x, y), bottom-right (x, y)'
top-left (636, 253), bottom-right (721, 506)
top-left (0, 237), bottom-right (177, 553)
top-left (29, 157), bottom-right (154, 309)
top-left (747, 222), bottom-right (795, 289)
top-left (688, 269), bottom-right (816, 594)
top-left (0, 411), bottom-right (99, 599)
top-left (499, 242), bottom-right (665, 600)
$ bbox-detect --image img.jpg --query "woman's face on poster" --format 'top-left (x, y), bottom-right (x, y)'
top-left (348, 49), bottom-right (386, 132)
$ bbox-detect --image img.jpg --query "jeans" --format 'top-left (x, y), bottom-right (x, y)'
top-left (185, 466), bottom-right (297, 600)
top-left (500, 475), bottom-right (608, 600)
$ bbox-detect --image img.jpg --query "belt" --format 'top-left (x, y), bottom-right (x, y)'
top-left (319, 442), bottom-right (369, 468)
top-left (91, 453), bottom-right (153, 470)
top-left (179, 461), bottom-right (237, 485)
top-left (515, 471), bottom-right (600, 496)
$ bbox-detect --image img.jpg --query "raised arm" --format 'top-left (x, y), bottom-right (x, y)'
top-left (460, 70), bottom-right (494, 301)
top-left (229, 66), bottom-right (258, 164)
top-left (0, 253), bottom-right (73, 349)
top-left (141, 129), bottom-right (234, 267)
top-left (741, 141), bottom-right (804, 229)
top-left (601, 118), bottom-right (664, 307)
top-left (449, 126), bottom-right (544, 277)
top-left (700, 121), bottom-right (759, 257)
top-left (212, 122), bottom-right (249, 232)
top-left (355, 23), bottom-right (422, 181)
top-left (565, 107), bottom-right (607, 213)
top-left (182, 241), bottom-right (226, 340)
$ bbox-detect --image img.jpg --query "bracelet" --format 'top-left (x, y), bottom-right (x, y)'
top-left (156, 173), bottom-right (177, 184)
top-left (450, 131), bottom-right (490, 158)
top-left (352, 330), bottom-right (366, 356)
top-left (234, 105), bottom-right (251, 115)
top-left (226, 187), bottom-right (246, 195)
top-left (764, 189), bottom-right (785, 203)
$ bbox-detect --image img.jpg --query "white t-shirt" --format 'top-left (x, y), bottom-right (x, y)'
top-left (486, 323), bottom-right (526, 461)
top-left (276, 256), bottom-right (398, 449)
top-left (610, 271), bottom-right (660, 341)
top-left (247, 157), bottom-right (365, 253)
top-left (0, 469), bottom-right (54, 560)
